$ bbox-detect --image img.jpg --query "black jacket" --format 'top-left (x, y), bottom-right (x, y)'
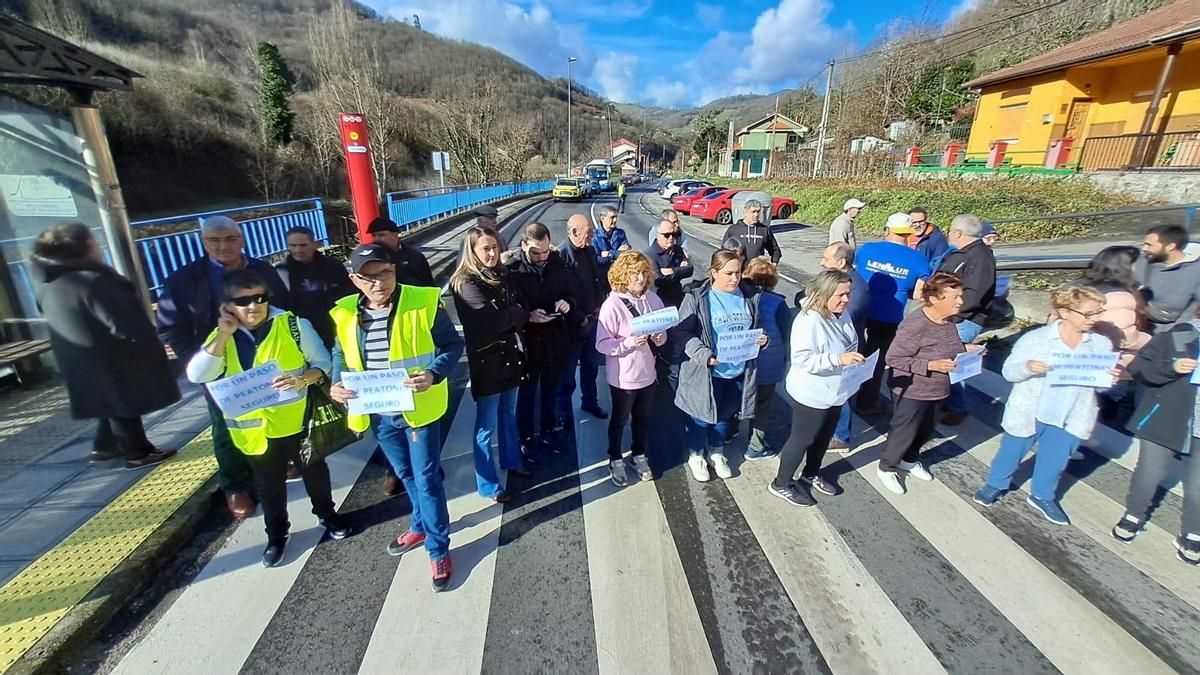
top-left (276, 251), bottom-right (353, 347)
top-left (723, 220), bottom-right (781, 264)
top-left (1128, 323), bottom-right (1198, 454)
top-left (646, 241), bottom-right (694, 308)
top-left (506, 250), bottom-right (580, 372)
top-left (390, 242), bottom-right (435, 287)
top-left (939, 239), bottom-right (996, 325)
top-left (452, 271), bottom-right (529, 399)
top-left (32, 257), bottom-right (181, 420)
top-left (156, 255), bottom-right (289, 366)
top-left (558, 239), bottom-right (603, 320)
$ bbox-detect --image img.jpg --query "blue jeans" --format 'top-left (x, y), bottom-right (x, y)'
top-left (556, 321), bottom-right (601, 419)
top-left (948, 319), bottom-right (984, 412)
top-left (834, 400), bottom-right (852, 443)
top-left (473, 387), bottom-right (523, 498)
top-left (374, 416), bottom-right (450, 559)
top-left (985, 422), bottom-right (1080, 502)
top-left (688, 377), bottom-right (741, 456)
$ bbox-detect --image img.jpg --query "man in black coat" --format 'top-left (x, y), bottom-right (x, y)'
top-left (646, 218), bottom-right (694, 308)
top-left (507, 221), bottom-right (581, 454)
top-left (938, 213), bottom-right (996, 426)
top-left (366, 217), bottom-right (435, 287)
top-left (155, 215), bottom-right (288, 518)
top-left (275, 226), bottom-right (354, 348)
top-left (556, 213), bottom-right (607, 424)
top-left (32, 223), bottom-right (179, 469)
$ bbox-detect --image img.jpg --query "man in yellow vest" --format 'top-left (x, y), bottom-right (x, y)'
top-left (330, 244), bottom-right (464, 591)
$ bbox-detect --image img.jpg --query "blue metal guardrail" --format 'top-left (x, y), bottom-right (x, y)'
top-left (385, 180), bottom-right (554, 229)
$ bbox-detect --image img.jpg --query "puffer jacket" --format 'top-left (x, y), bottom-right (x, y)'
top-left (754, 290), bottom-right (790, 385)
top-left (669, 281), bottom-right (762, 423)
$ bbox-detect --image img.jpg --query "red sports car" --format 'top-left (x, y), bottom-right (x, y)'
top-left (690, 189), bottom-right (797, 224)
top-left (671, 186), bottom-right (726, 215)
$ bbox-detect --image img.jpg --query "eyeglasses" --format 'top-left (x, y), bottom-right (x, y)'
top-left (1068, 307), bottom-right (1106, 319)
top-left (658, 231), bottom-right (681, 239)
top-left (353, 270), bottom-right (395, 285)
top-left (229, 294), bottom-right (269, 307)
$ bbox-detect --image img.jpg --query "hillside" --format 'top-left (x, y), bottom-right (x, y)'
top-left (618, 89), bottom-right (801, 134)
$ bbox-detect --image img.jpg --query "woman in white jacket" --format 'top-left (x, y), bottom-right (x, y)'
top-left (770, 270), bottom-right (864, 506)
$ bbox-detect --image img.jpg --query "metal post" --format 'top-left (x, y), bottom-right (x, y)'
top-left (767, 95), bottom-right (779, 178)
top-left (812, 60), bottom-right (835, 179)
top-left (567, 56), bottom-right (577, 175)
top-left (1134, 42), bottom-right (1182, 168)
top-left (704, 139), bottom-right (711, 174)
top-left (69, 91), bottom-right (152, 312)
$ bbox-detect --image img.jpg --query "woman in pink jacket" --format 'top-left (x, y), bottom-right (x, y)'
top-left (596, 251), bottom-right (667, 486)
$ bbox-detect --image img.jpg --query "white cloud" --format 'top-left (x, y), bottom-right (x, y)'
top-left (947, 0), bottom-right (980, 20)
top-left (732, 0), bottom-right (853, 88)
top-left (695, 2), bottom-right (724, 30)
top-left (592, 52), bottom-right (640, 103)
top-left (644, 79), bottom-right (691, 108)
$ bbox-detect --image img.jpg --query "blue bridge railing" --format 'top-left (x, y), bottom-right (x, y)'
top-left (385, 180), bottom-right (553, 229)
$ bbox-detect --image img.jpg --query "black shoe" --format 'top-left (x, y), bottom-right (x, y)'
top-left (491, 490), bottom-right (512, 503)
top-left (262, 537), bottom-right (288, 567)
top-left (582, 404), bottom-right (609, 420)
top-left (940, 410), bottom-right (968, 426)
top-left (768, 481), bottom-right (816, 507)
top-left (506, 465), bottom-right (532, 477)
top-left (322, 515), bottom-right (352, 540)
top-left (125, 449), bottom-right (177, 470)
top-left (89, 448), bottom-right (123, 463)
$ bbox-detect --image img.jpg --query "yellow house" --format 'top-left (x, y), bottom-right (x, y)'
top-left (964, 1), bottom-right (1200, 170)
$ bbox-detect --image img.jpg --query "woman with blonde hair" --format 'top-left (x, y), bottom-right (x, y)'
top-left (769, 270), bottom-right (863, 506)
top-left (451, 226), bottom-right (532, 503)
top-left (595, 251), bottom-right (666, 485)
top-left (975, 285), bottom-right (1118, 525)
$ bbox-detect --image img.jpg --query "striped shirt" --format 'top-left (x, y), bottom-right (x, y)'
top-left (362, 306), bottom-right (391, 370)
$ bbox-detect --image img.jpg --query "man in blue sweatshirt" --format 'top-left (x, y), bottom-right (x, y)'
top-left (592, 205), bottom-right (630, 291)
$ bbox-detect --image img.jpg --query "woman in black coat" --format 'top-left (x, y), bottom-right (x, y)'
top-left (30, 222), bottom-right (180, 469)
top-left (451, 226), bottom-right (532, 502)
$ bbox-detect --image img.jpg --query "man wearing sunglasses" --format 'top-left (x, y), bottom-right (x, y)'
top-left (329, 244), bottom-right (465, 591)
top-left (646, 219), bottom-right (693, 308)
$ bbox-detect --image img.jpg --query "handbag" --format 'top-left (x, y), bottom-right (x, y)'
top-left (285, 315), bottom-right (359, 465)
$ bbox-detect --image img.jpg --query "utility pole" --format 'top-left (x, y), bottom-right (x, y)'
top-left (704, 139), bottom-right (712, 174)
top-left (767, 94), bottom-right (780, 178)
top-left (812, 59), bottom-right (835, 179)
top-left (607, 105), bottom-right (614, 158)
top-left (567, 56), bottom-right (577, 175)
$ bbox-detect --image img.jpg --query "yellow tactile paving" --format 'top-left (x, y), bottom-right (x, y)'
top-left (0, 431), bottom-right (217, 673)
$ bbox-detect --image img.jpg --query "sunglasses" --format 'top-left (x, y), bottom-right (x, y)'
top-left (229, 294), bottom-right (269, 307)
top-left (658, 231), bottom-right (681, 239)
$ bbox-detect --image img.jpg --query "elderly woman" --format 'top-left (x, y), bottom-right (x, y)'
top-left (188, 269), bottom-right (350, 567)
top-left (30, 222), bottom-right (180, 469)
top-left (974, 286), bottom-right (1116, 525)
top-left (595, 251), bottom-right (666, 486)
top-left (671, 249), bottom-right (769, 482)
top-left (743, 257), bottom-right (790, 461)
top-left (770, 270), bottom-right (862, 506)
top-left (877, 272), bottom-right (982, 495)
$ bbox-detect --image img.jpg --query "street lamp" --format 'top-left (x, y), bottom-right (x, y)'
top-left (566, 56), bottom-right (577, 175)
top-left (606, 104), bottom-right (614, 158)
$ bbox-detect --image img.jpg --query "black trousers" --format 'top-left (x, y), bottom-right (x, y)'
top-left (857, 320), bottom-right (898, 410)
top-left (879, 396), bottom-right (941, 471)
top-left (608, 384), bottom-right (654, 460)
top-left (246, 433), bottom-right (336, 542)
top-left (774, 401), bottom-right (841, 486)
top-left (518, 366), bottom-right (560, 440)
top-left (94, 416), bottom-right (155, 460)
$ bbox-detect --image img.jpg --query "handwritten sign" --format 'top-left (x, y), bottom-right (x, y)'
top-left (630, 306), bottom-right (680, 336)
top-left (950, 350), bottom-right (983, 384)
top-left (1046, 351), bottom-right (1118, 388)
top-left (207, 361), bottom-right (300, 418)
top-left (995, 275), bottom-right (1012, 298)
top-left (342, 369), bottom-right (416, 415)
top-left (716, 329), bottom-right (763, 365)
top-left (837, 350), bottom-right (879, 400)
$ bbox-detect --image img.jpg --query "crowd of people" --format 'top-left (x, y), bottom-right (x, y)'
top-left (25, 197), bottom-right (1200, 595)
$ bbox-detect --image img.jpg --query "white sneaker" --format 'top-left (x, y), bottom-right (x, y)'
top-left (630, 455), bottom-right (654, 482)
top-left (877, 467), bottom-right (906, 495)
top-left (710, 453), bottom-right (734, 479)
top-left (609, 459), bottom-right (629, 487)
top-left (688, 454), bottom-right (712, 482)
top-left (899, 460), bottom-right (933, 482)
top-left (1069, 448), bottom-right (1085, 461)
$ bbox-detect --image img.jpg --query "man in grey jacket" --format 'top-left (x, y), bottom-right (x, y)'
top-left (1136, 224), bottom-right (1200, 334)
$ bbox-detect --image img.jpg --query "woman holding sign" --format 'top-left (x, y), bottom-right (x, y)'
top-left (974, 286), bottom-right (1115, 525)
top-left (187, 269), bottom-right (350, 567)
top-left (596, 251), bottom-right (667, 486)
top-left (672, 249), bottom-right (769, 483)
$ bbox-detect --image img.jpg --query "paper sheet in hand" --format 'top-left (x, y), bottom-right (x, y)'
top-left (1046, 351), bottom-right (1118, 388)
top-left (837, 350), bottom-right (879, 399)
top-left (716, 329), bottom-right (763, 365)
top-left (630, 306), bottom-right (680, 336)
top-left (1190, 366), bottom-right (1200, 385)
top-left (342, 369), bottom-right (416, 415)
top-left (950, 350), bottom-right (983, 384)
top-left (207, 361), bottom-right (301, 418)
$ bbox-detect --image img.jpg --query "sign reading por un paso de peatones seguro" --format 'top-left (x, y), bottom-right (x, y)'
top-left (1045, 351), bottom-right (1119, 388)
top-left (341, 368), bottom-right (416, 416)
top-left (207, 361), bottom-right (302, 418)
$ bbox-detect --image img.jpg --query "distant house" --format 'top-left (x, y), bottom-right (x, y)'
top-left (607, 137), bottom-right (644, 174)
top-left (850, 135), bottom-right (893, 154)
top-left (963, 0), bottom-right (1200, 170)
top-left (720, 113), bottom-right (810, 178)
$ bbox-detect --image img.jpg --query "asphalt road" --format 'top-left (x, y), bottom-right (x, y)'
top-left (71, 186), bottom-right (1200, 674)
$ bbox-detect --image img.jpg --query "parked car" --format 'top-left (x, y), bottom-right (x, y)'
top-left (691, 189), bottom-right (797, 224)
top-left (671, 186), bottom-right (726, 215)
top-left (552, 177), bottom-right (583, 201)
top-left (662, 179), bottom-right (711, 200)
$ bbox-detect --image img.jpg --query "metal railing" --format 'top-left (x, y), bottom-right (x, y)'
top-left (1076, 131), bottom-right (1200, 171)
top-left (385, 180), bottom-right (554, 230)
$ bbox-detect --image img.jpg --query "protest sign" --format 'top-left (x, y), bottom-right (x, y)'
top-left (207, 361), bottom-right (301, 418)
top-left (342, 369), bottom-right (416, 415)
top-left (630, 306), bottom-right (680, 336)
top-left (716, 329), bottom-right (764, 365)
top-left (1046, 351), bottom-right (1118, 388)
top-left (950, 350), bottom-right (983, 385)
top-left (837, 350), bottom-right (879, 399)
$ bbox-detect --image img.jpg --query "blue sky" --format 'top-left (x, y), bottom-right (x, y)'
top-left (366, 0), bottom-right (973, 108)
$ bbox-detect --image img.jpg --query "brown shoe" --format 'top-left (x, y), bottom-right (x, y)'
top-left (125, 449), bottom-right (177, 469)
top-left (382, 474), bottom-right (401, 496)
top-left (227, 492), bottom-right (256, 519)
top-left (286, 462), bottom-right (302, 482)
top-left (827, 439), bottom-right (850, 452)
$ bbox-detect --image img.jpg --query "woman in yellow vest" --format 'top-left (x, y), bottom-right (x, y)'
top-left (187, 269), bottom-right (351, 568)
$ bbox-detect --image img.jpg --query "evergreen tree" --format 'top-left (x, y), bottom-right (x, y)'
top-left (256, 41), bottom-right (296, 146)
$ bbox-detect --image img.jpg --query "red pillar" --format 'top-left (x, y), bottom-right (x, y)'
top-left (904, 146), bottom-right (922, 167)
top-left (1044, 137), bottom-right (1074, 169)
top-left (942, 141), bottom-right (964, 167)
top-left (338, 113), bottom-right (380, 243)
top-left (987, 141), bottom-right (1008, 169)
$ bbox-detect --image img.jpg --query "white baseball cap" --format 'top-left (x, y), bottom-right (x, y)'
top-left (843, 198), bottom-right (866, 211)
top-left (884, 212), bottom-right (915, 234)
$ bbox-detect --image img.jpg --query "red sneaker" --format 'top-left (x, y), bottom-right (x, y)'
top-left (431, 556), bottom-right (453, 592)
top-left (386, 530), bottom-right (426, 556)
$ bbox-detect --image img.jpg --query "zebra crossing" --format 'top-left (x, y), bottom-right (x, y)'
top-left (106, 364), bottom-right (1198, 674)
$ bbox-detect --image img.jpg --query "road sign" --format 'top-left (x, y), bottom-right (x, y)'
top-left (432, 151), bottom-right (450, 187)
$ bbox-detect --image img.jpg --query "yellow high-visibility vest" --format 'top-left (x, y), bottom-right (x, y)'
top-left (330, 287), bottom-right (448, 431)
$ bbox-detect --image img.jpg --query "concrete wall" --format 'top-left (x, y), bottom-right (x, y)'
top-left (1084, 170), bottom-right (1200, 203)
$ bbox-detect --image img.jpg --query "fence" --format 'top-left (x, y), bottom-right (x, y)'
top-left (385, 180), bottom-right (554, 230)
top-left (1076, 131), bottom-right (1200, 172)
